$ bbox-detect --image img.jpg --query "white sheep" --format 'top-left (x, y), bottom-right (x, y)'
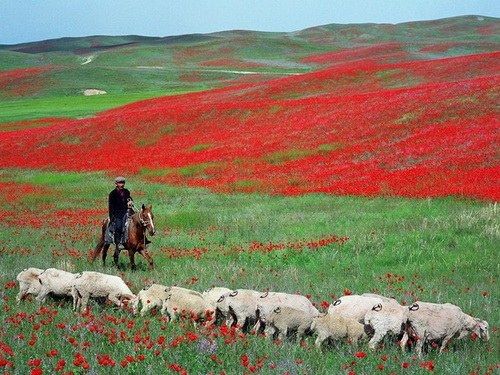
top-left (364, 303), bottom-right (409, 350)
top-left (263, 306), bottom-right (315, 341)
top-left (132, 284), bottom-right (203, 316)
top-left (328, 294), bottom-right (399, 323)
top-left (37, 268), bottom-right (78, 303)
top-left (215, 289), bottom-right (262, 331)
top-left (71, 271), bottom-right (135, 312)
top-left (202, 286), bottom-right (232, 309)
top-left (16, 268), bottom-right (44, 303)
top-left (400, 302), bottom-right (490, 357)
top-left (161, 288), bottom-right (214, 325)
top-left (311, 313), bottom-right (367, 349)
top-left (255, 291), bottom-right (320, 332)
top-left (131, 283), bottom-right (170, 316)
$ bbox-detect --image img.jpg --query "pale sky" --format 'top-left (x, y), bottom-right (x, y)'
top-left (1, 0), bottom-right (499, 45)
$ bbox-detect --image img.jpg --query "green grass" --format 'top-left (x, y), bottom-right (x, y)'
top-left (0, 91), bottom-right (185, 123)
top-left (0, 169), bottom-right (497, 374)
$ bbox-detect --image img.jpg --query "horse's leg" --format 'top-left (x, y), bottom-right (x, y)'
top-left (128, 249), bottom-right (136, 271)
top-left (138, 249), bottom-right (154, 271)
top-left (91, 234), bottom-right (105, 263)
top-left (102, 244), bottom-right (110, 266)
top-left (113, 246), bottom-right (120, 268)
top-left (90, 241), bottom-right (102, 263)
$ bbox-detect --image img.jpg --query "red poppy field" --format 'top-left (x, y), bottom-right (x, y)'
top-left (0, 15), bottom-right (498, 374)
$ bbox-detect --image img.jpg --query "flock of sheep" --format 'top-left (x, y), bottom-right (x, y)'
top-left (17, 267), bottom-right (490, 357)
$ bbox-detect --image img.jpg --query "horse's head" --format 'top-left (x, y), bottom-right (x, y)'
top-left (140, 204), bottom-right (156, 236)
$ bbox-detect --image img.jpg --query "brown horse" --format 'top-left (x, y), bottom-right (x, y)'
top-left (92, 204), bottom-right (156, 270)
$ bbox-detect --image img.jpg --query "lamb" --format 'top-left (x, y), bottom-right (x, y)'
top-left (400, 302), bottom-right (490, 357)
top-left (71, 271), bottom-right (135, 312)
top-left (328, 294), bottom-right (399, 323)
top-left (37, 268), bottom-right (78, 303)
top-left (311, 313), bottom-right (367, 350)
top-left (161, 288), bottom-right (214, 325)
top-left (132, 284), bottom-right (203, 316)
top-left (364, 303), bottom-right (409, 350)
top-left (215, 289), bottom-right (262, 331)
top-left (255, 291), bottom-right (320, 332)
top-left (263, 306), bottom-right (315, 341)
top-left (16, 267), bottom-right (44, 303)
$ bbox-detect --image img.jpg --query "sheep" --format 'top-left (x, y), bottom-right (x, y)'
top-left (215, 289), bottom-right (262, 331)
top-left (400, 302), bottom-right (490, 357)
top-left (311, 313), bottom-right (367, 350)
top-left (131, 283), bottom-right (170, 316)
top-left (255, 291), bottom-right (320, 332)
top-left (202, 286), bottom-right (232, 309)
top-left (202, 286), bottom-right (233, 324)
top-left (361, 293), bottom-right (399, 305)
top-left (16, 268), bottom-right (44, 303)
top-left (71, 271), bottom-right (135, 312)
top-left (37, 268), bottom-right (78, 303)
top-left (328, 294), bottom-right (399, 323)
top-left (364, 303), bottom-right (409, 350)
top-left (132, 284), bottom-right (203, 316)
top-left (161, 288), bottom-right (214, 325)
top-left (263, 306), bottom-right (315, 341)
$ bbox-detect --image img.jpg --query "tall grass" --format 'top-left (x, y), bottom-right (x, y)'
top-left (0, 170), bottom-right (497, 374)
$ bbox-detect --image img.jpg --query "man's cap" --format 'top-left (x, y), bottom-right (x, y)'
top-left (114, 176), bottom-right (126, 183)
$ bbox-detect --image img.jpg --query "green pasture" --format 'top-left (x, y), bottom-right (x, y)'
top-left (0, 92), bottom-right (177, 124)
top-left (0, 169), bottom-right (497, 374)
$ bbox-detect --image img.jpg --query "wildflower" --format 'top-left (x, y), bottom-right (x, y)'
top-left (355, 351), bottom-right (367, 358)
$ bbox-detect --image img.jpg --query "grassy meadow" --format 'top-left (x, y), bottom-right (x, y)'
top-left (0, 15), bottom-right (498, 375)
top-left (0, 170), bottom-right (497, 374)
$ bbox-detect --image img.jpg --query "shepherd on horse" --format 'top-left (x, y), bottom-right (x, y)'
top-left (91, 176), bottom-right (155, 270)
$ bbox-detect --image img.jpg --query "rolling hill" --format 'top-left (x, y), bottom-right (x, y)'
top-left (0, 15), bottom-right (498, 200)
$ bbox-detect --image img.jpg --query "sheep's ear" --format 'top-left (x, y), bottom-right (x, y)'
top-left (217, 295), bottom-right (225, 303)
top-left (372, 303), bottom-right (382, 311)
top-left (333, 299), bottom-right (341, 306)
top-left (409, 303), bottom-right (419, 311)
top-left (229, 290), bottom-right (238, 297)
top-left (274, 307), bottom-right (281, 314)
top-left (260, 291), bottom-right (269, 298)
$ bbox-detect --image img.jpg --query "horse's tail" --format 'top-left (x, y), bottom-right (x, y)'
top-left (90, 219), bottom-right (107, 262)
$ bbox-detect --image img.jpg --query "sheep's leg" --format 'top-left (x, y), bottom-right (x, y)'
top-left (439, 335), bottom-right (453, 354)
top-left (35, 291), bottom-right (48, 304)
top-left (297, 326), bottom-right (307, 342)
top-left (399, 332), bottom-right (409, 351)
top-left (277, 328), bottom-right (287, 341)
top-left (264, 325), bottom-right (276, 338)
top-left (415, 336), bottom-right (425, 358)
top-left (315, 335), bottom-right (326, 349)
top-left (16, 290), bottom-right (27, 303)
top-left (108, 294), bottom-right (122, 307)
top-left (368, 331), bottom-right (385, 351)
top-left (253, 319), bottom-right (261, 333)
top-left (79, 295), bottom-right (90, 313)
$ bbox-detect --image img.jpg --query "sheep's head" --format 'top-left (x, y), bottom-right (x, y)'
top-left (474, 319), bottom-right (490, 341)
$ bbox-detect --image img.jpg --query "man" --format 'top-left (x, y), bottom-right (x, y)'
top-left (107, 176), bottom-right (133, 250)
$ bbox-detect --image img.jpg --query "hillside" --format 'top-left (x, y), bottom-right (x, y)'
top-left (0, 15), bottom-right (498, 200)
